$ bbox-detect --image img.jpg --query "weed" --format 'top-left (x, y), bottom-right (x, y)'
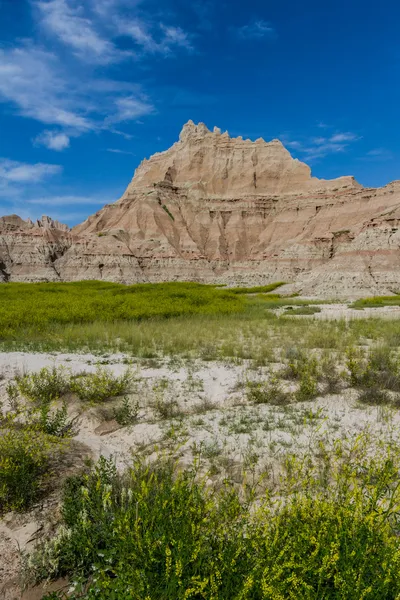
top-left (285, 306), bottom-right (322, 315)
top-left (15, 366), bottom-right (70, 404)
top-left (38, 401), bottom-right (77, 438)
top-left (113, 396), bottom-right (139, 426)
top-left (246, 377), bottom-right (291, 406)
top-left (70, 368), bottom-right (132, 403)
top-left (153, 397), bottom-right (181, 420)
top-left (295, 368), bottom-right (319, 402)
top-left (0, 427), bottom-right (62, 513)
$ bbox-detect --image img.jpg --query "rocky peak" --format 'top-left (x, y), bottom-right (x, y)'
top-left (123, 121), bottom-right (360, 198)
top-left (36, 215), bottom-right (70, 232)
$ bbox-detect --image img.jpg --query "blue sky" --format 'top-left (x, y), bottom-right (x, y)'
top-left (0, 0), bottom-right (399, 226)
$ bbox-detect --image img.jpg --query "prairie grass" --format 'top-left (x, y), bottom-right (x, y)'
top-left (352, 295), bottom-right (400, 308)
top-left (0, 281), bottom-right (244, 340)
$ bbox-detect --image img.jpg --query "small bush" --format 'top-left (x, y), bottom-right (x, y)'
top-left (295, 368), bottom-right (319, 402)
top-left (70, 368), bottom-right (132, 403)
top-left (38, 401), bottom-right (77, 438)
top-left (285, 305), bottom-right (321, 316)
top-left (246, 377), bottom-right (291, 405)
top-left (113, 396), bottom-right (139, 426)
top-left (358, 387), bottom-right (392, 406)
top-left (281, 351), bottom-right (319, 381)
top-left (153, 397), bottom-right (181, 419)
top-left (15, 366), bottom-right (70, 404)
top-left (0, 428), bottom-right (60, 513)
top-left (320, 354), bottom-right (343, 394)
top-left (346, 345), bottom-right (400, 395)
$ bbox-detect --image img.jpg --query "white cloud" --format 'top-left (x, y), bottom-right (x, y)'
top-left (107, 95), bottom-right (154, 123)
top-left (0, 44), bottom-right (154, 137)
top-left (285, 140), bottom-right (302, 149)
top-left (160, 25), bottom-right (193, 50)
top-left (35, 0), bottom-right (125, 64)
top-left (116, 19), bottom-right (193, 54)
top-left (107, 148), bottom-right (135, 155)
top-left (330, 132), bottom-right (359, 143)
top-left (27, 194), bottom-right (107, 206)
top-left (0, 159), bottom-right (61, 183)
top-left (236, 20), bottom-right (275, 40)
top-left (283, 130), bottom-right (361, 161)
top-left (117, 19), bottom-right (157, 52)
top-left (34, 130), bottom-right (70, 151)
top-left (0, 46), bottom-right (93, 130)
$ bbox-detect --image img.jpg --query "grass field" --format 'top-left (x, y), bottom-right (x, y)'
top-left (0, 282), bottom-right (399, 360)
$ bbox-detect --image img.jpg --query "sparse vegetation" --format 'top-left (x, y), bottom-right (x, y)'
top-left (352, 295), bottom-right (400, 308)
top-left (70, 367), bottom-right (132, 403)
top-left (113, 396), bottom-right (139, 426)
top-left (246, 376), bottom-right (291, 405)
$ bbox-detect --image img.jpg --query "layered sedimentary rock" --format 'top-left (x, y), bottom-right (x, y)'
top-left (2, 120), bottom-right (400, 297)
top-left (0, 215), bottom-right (72, 282)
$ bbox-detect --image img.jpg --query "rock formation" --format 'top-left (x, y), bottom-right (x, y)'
top-left (2, 120), bottom-right (400, 297)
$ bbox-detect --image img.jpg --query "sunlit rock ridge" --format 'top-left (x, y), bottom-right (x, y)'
top-left (1, 121), bottom-right (400, 298)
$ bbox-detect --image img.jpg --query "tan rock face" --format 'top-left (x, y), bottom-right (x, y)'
top-left (0, 215), bottom-right (72, 282)
top-left (1, 122), bottom-right (400, 297)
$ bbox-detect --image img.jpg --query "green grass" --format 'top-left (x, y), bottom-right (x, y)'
top-left (0, 281), bottom-right (244, 340)
top-left (352, 295), bottom-right (400, 308)
top-left (228, 282), bottom-right (286, 294)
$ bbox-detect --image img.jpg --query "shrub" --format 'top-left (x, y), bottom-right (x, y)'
top-left (285, 305), bottom-right (321, 315)
top-left (15, 366), bottom-right (70, 404)
top-left (70, 368), bottom-right (132, 403)
top-left (113, 396), bottom-right (139, 426)
top-left (358, 387), bottom-right (392, 406)
top-left (0, 428), bottom-right (60, 513)
top-left (320, 354), bottom-right (343, 394)
top-left (295, 368), bottom-right (319, 402)
top-left (153, 397), bottom-right (181, 419)
top-left (246, 377), bottom-right (291, 405)
top-left (346, 345), bottom-right (400, 394)
top-left (38, 401), bottom-right (77, 438)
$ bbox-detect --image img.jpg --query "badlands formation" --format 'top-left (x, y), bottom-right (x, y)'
top-left (1, 121), bottom-right (400, 297)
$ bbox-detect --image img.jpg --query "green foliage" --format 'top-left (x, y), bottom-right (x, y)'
top-left (15, 366), bottom-right (70, 404)
top-left (229, 282), bottom-right (285, 294)
top-left (162, 204), bottom-right (175, 220)
top-left (285, 305), bottom-right (322, 315)
top-left (0, 281), bottom-right (244, 341)
top-left (0, 427), bottom-right (60, 513)
top-left (352, 295), bottom-right (400, 308)
top-left (319, 354), bottom-right (343, 394)
top-left (70, 368), bottom-right (132, 403)
top-left (295, 368), bottom-right (318, 402)
top-left (31, 439), bottom-right (400, 599)
top-left (113, 396), bottom-right (139, 426)
top-left (346, 346), bottom-right (400, 391)
top-left (38, 401), bottom-right (76, 438)
top-left (246, 376), bottom-right (291, 405)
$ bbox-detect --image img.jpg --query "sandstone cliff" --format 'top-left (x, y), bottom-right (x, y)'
top-left (2, 121), bottom-right (400, 297)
